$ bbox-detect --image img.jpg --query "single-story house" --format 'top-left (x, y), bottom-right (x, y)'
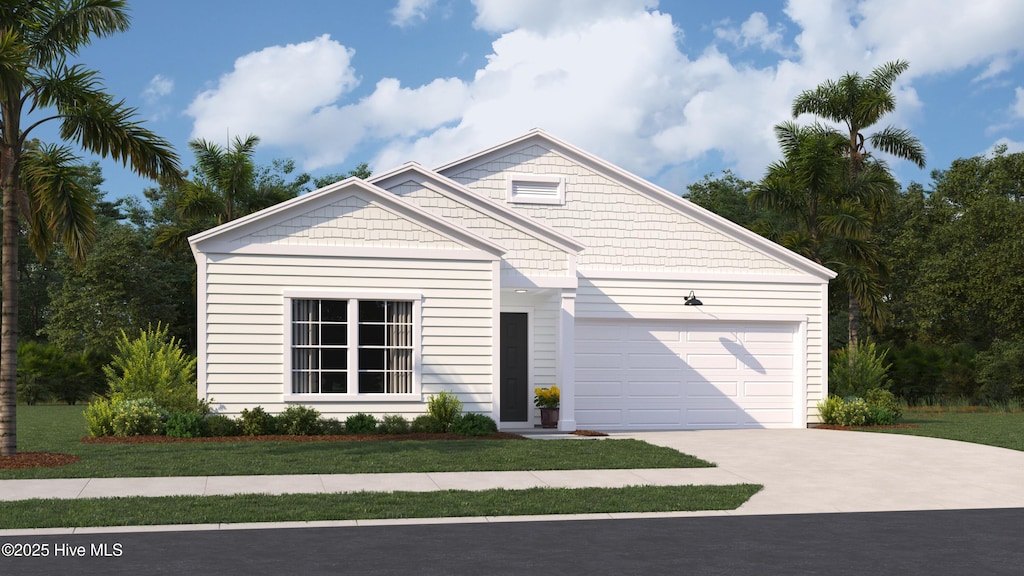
top-left (188, 129), bottom-right (835, 431)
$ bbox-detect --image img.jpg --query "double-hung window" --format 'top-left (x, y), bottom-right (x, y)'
top-left (287, 293), bottom-right (418, 398)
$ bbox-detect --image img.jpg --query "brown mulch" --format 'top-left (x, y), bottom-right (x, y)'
top-left (571, 430), bottom-right (609, 436)
top-left (0, 452), bottom-right (82, 470)
top-left (80, 432), bottom-right (527, 444)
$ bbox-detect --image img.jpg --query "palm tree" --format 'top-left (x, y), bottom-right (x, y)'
top-left (751, 122), bottom-right (896, 345)
top-left (0, 0), bottom-right (182, 455)
top-left (791, 60), bottom-right (925, 347)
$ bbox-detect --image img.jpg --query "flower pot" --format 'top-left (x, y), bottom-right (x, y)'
top-left (540, 407), bottom-right (559, 429)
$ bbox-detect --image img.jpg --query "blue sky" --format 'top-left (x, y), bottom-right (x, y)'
top-left (59, 0), bottom-right (1024, 203)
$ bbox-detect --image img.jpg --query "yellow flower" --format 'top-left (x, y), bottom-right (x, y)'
top-left (534, 386), bottom-right (560, 408)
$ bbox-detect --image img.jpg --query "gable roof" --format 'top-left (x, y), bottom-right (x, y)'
top-left (188, 177), bottom-right (506, 258)
top-left (370, 162), bottom-right (586, 255)
top-left (435, 129), bottom-right (837, 281)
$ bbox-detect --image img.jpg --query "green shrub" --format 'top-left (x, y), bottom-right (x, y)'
top-left (319, 418), bottom-right (345, 435)
top-left (277, 405), bottom-right (322, 436)
top-left (103, 324), bottom-right (199, 413)
top-left (868, 406), bottom-right (896, 426)
top-left (829, 341), bottom-right (892, 399)
top-left (205, 414), bottom-right (239, 437)
top-left (836, 398), bottom-right (871, 427)
top-left (887, 343), bottom-right (978, 403)
top-left (377, 414), bottom-right (410, 435)
top-left (427, 390), bottom-right (463, 432)
top-left (344, 413), bottom-right (379, 434)
top-left (410, 414), bottom-right (443, 433)
top-left (17, 341), bottom-right (105, 405)
top-left (974, 340), bottom-right (1024, 404)
top-left (111, 398), bottom-right (167, 436)
top-left (816, 395), bottom-right (844, 425)
top-left (451, 412), bottom-right (498, 436)
top-left (865, 388), bottom-right (903, 421)
top-left (84, 397), bottom-right (116, 437)
top-left (165, 411), bottom-right (207, 438)
top-left (239, 406), bottom-right (277, 436)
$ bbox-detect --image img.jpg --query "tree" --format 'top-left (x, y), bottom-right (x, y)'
top-left (791, 60), bottom-right (925, 347)
top-left (751, 122), bottom-right (897, 346)
top-left (0, 0), bottom-right (182, 455)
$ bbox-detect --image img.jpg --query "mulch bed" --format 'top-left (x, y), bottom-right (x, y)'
top-left (0, 452), bottom-right (82, 470)
top-left (80, 432), bottom-right (527, 444)
top-left (813, 424), bottom-right (920, 430)
top-left (571, 430), bottom-right (609, 436)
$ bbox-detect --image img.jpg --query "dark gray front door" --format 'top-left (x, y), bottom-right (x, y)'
top-left (500, 313), bottom-right (529, 422)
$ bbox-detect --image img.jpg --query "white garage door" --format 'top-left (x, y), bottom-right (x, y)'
top-left (575, 320), bottom-right (799, 429)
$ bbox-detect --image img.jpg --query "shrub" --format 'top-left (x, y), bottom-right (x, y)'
top-left (103, 324), bottom-right (199, 413)
top-left (166, 411), bottom-right (207, 438)
top-left (974, 340), bottom-right (1024, 404)
top-left (887, 343), bottom-right (978, 403)
top-left (817, 395), bottom-right (844, 425)
top-left (451, 413), bottom-right (498, 436)
top-left (378, 414), bottom-right (410, 435)
top-left (205, 414), bottom-right (239, 437)
top-left (868, 406), bottom-right (896, 426)
top-left (278, 405), bottom-right (322, 436)
top-left (111, 398), bottom-right (167, 436)
top-left (836, 398), bottom-right (871, 427)
top-left (865, 388), bottom-right (902, 421)
top-left (829, 341), bottom-right (892, 399)
top-left (410, 414), bottom-right (444, 433)
top-left (84, 397), bottom-right (116, 437)
top-left (427, 390), bottom-right (462, 432)
top-left (344, 413), bottom-right (379, 434)
top-left (319, 418), bottom-right (345, 435)
top-left (239, 406), bottom-right (277, 436)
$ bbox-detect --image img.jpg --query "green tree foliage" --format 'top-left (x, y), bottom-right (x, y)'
top-left (683, 170), bottom-right (781, 229)
top-left (17, 341), bottom-right (104, 405)
top-left (0, 0), bottom-right (183, 455)
top-left (881, 146), bottom-right (1024, 348)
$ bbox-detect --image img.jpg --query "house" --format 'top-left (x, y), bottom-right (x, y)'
top-left (188, 130), bottom-right (835, 431)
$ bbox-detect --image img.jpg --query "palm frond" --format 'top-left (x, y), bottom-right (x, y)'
top-left (33, 0), bottom-right (130, 65)
top-left (869, 126), bottom-right (926, 168)
top-left (19, 142), bottom-right (96, 264)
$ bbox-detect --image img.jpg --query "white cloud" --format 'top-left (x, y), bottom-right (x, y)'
top-left (1013, 87), bottom-right (1024, 118)
top-left (986, 137), bottom-right (1024, 155)
top-left (143, 74), bottom-right (173, 101)
top-left (186, 0), bottom-right (1024, 187)
top-left (391, 0), bottom-right (436, 28)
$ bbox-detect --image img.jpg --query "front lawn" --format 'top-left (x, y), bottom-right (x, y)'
top-left (1, 405), bottom-right (713, 480)
top-left (0, 484), bottom-right (762, 530)
top-left (856, 407), bottom-right (1024, 452)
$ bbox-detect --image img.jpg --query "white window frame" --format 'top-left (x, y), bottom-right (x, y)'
top-left (505, 173), bottom-right (565, 205)
top-left (283, 290), bottom-right (422, 402)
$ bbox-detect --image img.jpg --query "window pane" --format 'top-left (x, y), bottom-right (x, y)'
top-left (359, 323), bottom-right (385, 346)
top-left (359, 348), bottom-right (385, 371)
top-left (321, 372), bottom-right (347, 393)
top-left (322, 348), bottom-right (347, 370)
top-left (358, 372), bottom-right (384, 394)
top-left (293, 299), bottom-right (317, 322)
top-left (293, 323), bottom-right (317, 346)
top-left (293, 371), bottom-right (317, 394)
top-left (321, 300), bottom-right (348, 322)
top-left (293, 348), bottom-right (318, 370)
top-left (359, 300), bottom-right (386, 322)
top-left (321, 324), bottom-right (347, 346)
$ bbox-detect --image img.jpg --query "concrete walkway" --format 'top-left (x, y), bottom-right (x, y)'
top-left (2, 429), bottom-right (1023, 534)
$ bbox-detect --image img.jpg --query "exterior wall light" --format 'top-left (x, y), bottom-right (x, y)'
top-left (684, 291), bottom-right (703, 306)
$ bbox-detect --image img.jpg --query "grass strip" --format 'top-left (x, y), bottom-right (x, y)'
top-left (0, 484), bottom-right (761, 530)
top-left (857, 410), bottom-right (1024, 452)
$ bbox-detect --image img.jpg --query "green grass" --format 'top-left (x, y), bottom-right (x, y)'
top-left (0, 485), bottom-right (762, 530)
top-left (3, 405), bottom-right (713, 479)
top-left (856, 408), bottom-right (1024, 452)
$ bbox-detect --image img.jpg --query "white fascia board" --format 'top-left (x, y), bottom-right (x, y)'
top-left (195, 243), bottom-right (501, 262)
top-left (371, 163), bottom-right (586, 255)
top-left (579, 270), bottom-right (829, 286)
top-left (437, 130), bottom-right (837, 282)
top-left (188, 177), bottom-right (507, 258)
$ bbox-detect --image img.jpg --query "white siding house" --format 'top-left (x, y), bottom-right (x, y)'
top-left (189, 130), bottom-right (835, 430)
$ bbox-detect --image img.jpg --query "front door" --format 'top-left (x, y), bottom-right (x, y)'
top-left (500, 312), bottom-right (529, 422)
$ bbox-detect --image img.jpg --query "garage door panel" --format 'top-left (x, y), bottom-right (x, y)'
top-left (575, 409), bottom-right (623, 426)
top-left (743, 408), bottom-right (795, 426)
top-left (745, 381), bottom-right (793, 397)
top-left (685, 354), bottom-right (738, 370)
top-left (629, 328), bottom-right (682, 343)
top-left (628, 352), bottom-right (683, 369)
top-left (576, 352), bottom-right (623, 369)
top-left (687, 330), bottom-right (740, 343)
top-left (685, 380), bottom-right (738, 398)
top-left (686, 409), bottom-right (742, 426)
top-left (743, 328), bottom-right (795, 343)
top-left (627, 381), bottom-right (681, 398)
top-left (576, 380), bottom-right (623, 397)
top-left (628, 409), bottom-right (683, 426)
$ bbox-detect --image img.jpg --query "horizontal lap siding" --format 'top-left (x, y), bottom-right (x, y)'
top-left (202, 253), bottom-right (494, 419)
top-left (577, 277), bottom-right (827, 423)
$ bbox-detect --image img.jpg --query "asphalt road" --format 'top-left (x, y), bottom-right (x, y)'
top-left (3, 509), bottom-right (1022, 576)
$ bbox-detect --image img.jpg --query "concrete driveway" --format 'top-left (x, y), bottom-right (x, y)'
top-left (625, 428), bottom-right (1024, 515)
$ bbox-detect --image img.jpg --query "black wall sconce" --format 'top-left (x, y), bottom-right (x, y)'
top-left (684, 291), bottom-right (703, 306)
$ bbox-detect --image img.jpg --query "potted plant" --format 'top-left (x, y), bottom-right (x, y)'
top-left (534, 386), bottom-right (560, 429)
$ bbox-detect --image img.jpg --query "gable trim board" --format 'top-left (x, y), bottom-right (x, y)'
top-left (189, 130), bottom-right (834, 430)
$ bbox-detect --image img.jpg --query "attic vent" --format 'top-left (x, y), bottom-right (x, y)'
top-left (506, 173), bottom-right (565, 205)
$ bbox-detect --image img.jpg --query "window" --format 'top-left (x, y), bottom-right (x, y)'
top-left (288, 296), bottom-right (417, 396)
top-left (506, 173), bottom-right (565, 205)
